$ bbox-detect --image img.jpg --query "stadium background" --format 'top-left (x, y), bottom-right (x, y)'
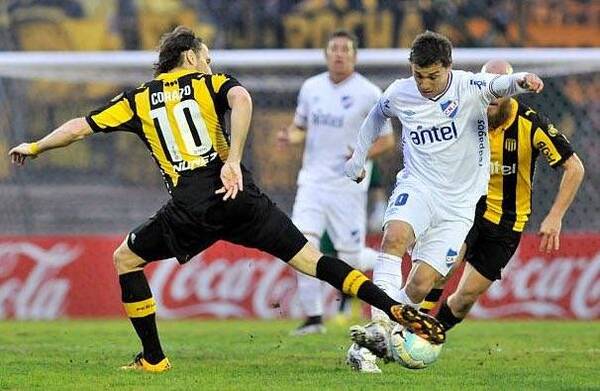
top-left (0, 0), bottom-right (598, 320)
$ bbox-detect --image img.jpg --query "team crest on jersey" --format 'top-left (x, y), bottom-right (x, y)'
top-left (547, 124), bottom-right (559, 137)
top-left (445, 248), bottom-right (458, 267)
top-left (341, 95), bottom-right (354, 109)
top-left (504, 138), bottom-right (517, 151)
top-left (440, 100), bottom-right (459, 118)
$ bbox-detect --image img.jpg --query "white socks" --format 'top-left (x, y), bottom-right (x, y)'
top-left (371, 252), bottom-right (403, 322)
top-left (397, 287), bottom-right (420, 309)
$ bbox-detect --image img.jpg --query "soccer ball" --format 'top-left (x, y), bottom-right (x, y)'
top-left (390, 324), bottom-right (443, 369)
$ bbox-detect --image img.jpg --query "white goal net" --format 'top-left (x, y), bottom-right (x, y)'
top-left (1, 48), bottom-right (599, 234)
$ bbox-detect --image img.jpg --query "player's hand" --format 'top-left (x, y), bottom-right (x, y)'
top-left (276, 127), bottom-right (290, 149)
top-left (519, 74), bottom-right (544, 93)
top-left (538, 213), bottom-right (561, 253)
top-left (344, 159), bottom-right (366, 183)
top-left (8, 142), bottom-right (39, 166)
top-left (216, 160), bottom-right (243, 201)
top-left (345, 146), bottom-right (354, 161)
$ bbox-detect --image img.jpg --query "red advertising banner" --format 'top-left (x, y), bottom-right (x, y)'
top-left (0, 234), bottom-right (598, 320)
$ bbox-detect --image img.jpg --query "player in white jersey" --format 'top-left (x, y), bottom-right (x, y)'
top-left (278, 30), bottom-right (394, 347)
top-left (343, 31), bottom-right (543, 372)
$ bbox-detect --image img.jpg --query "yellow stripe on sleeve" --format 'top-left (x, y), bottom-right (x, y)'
top-left (91, 99), bottom-right (134, 129)
top-left (210, 74), bottom-right (230, 93)
top-left (342, 270), bottom-right (369, 296)
top-left (123, 297), bottom-right (156, 318)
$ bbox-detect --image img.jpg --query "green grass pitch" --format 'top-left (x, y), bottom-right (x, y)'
top-left (0, 318), bottom-right (598, 390)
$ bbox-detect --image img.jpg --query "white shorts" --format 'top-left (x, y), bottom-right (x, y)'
top-left (383, 178), bottom-right (475, 276)
top-left (292, 185), bottom-right (367, 253)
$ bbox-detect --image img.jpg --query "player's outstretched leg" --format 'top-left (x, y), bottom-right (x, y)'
top-left (288, 243), bottom-right (446, 345)
top-left (114, 239), bottom-right (171, 373)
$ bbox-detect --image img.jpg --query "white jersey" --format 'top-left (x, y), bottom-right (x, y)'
top-left (379, 70), bottom-right (525, 205)
top-left (294, 72), bottom-right (392, 192)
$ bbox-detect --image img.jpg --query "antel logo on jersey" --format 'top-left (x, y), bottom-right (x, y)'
top-left (490, 160), bottom-right (517, 176)
top-left (440, 100), bottom-right (459, 118)
top-left (409, 122), bottom-right (458, 145)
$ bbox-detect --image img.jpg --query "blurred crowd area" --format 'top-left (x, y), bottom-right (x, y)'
top-left (0, 0), bottom-right (598, 235)
top-left (0, 0), bottom-right (599, 50)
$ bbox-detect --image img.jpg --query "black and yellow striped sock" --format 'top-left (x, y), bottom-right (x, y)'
top-left (315, 256), bottom-right (397, 319)
top-left (436, 299), bottom-right (463, 331)
top-left (420, 288), bottom-right (444, 314)
top-left (119, 271), bottom-right (165, 364)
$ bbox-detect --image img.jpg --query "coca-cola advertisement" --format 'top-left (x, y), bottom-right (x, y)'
top-left (0, 234), bottom-right (598, 320)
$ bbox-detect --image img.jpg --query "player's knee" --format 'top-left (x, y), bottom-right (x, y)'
top-left (381, 224), bottom-right (413, 256)
top-left (449, 290), bottom-right (480, 316)
top-left (405, 276), bottom-right (436, 303)
top-left (113, 243), bottom-right (144, 274)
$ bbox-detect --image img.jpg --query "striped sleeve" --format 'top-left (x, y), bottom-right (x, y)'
top-left (86, 90), bottom-right (141, 134)
top-left (531, 112), bottom-right (574, 168)
top-left (209, 73), bottom-right (242, 113)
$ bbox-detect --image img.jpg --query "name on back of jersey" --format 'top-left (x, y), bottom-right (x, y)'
top-left (151, 85), bottom-right (192, 105)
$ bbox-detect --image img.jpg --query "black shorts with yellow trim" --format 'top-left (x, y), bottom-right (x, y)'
top-left (464, 213), bottom-right (522, 281)
top-left (127, 164), bottom-right (307, 264)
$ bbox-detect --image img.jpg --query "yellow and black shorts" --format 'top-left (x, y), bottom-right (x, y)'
top-left (464, 212), bottom-right (522, 281)
top-left (127, 164), bottom-right (307, 264)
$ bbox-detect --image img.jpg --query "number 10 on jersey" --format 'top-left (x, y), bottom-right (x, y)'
top-left (150, 100), bottom-right (213, 163)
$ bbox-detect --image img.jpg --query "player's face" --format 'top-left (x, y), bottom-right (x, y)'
top-left (325, 37), bottom-right (356, 76)
top-left (194, 43), bottom-right (212, 74)
top-left (487, 96), bottom-right (511, 126)
top-left (411, 62), bottom-right (451, 99)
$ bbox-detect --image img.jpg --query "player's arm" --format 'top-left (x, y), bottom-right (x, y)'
top-left (539, 153), bottom-right (585, 253)
top-left (476, 72), bottom-right (544, 103)
top-left (367, 132), bottom-right (395, 159)
top-left (278, 123), bottom-right (306, 146)
top-left (9, 117), bottom-right (92, 166)
top-left (278, 81), bottom-right (309, 147)
top-left (216, 85), bottom-right (252, 201)
top-left (532, 117), bottom-right (585, 253)
top-left (345, 101), bottom-right (390, 182)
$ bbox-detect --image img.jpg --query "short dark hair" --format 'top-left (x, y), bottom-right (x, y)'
top-left (409, 31), bottom-right (452, 68)
top-left (326, 29), bottom-right (358, 53)
top-left (154, 26), bottom-right (203, 76)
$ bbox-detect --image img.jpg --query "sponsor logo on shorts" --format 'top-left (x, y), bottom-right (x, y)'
top-left (446, 248), bottom-right (458, 267)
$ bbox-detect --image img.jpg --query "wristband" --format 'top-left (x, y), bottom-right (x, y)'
top-left (29, 142), bottom-right (40, 155)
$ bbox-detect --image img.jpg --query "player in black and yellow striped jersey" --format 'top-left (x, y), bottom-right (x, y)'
top-left (420, 60), bottom-right (584, 332)
top-left (479, 93), bottom-right (574, 233)
top-left (87, 69), bottom-right (238, 192)
top-left (8, 26), bottom-right (445, 372)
